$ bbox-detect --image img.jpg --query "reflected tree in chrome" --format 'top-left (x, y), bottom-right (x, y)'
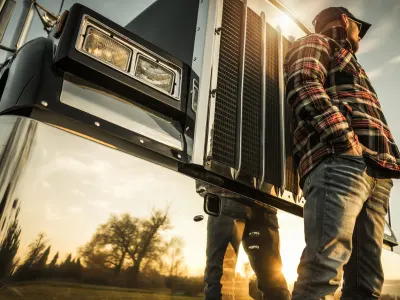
top-left (0, 203), bottom-right (21, 281)
top-left (79, 208), bottom-right (172, 285)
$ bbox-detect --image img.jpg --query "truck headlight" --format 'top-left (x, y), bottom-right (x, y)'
top-left (135, 55), bottom-right (175, 94)
top-left (74, 15), bottom-right (182, 100)
top-left (82, 27), bottom-right (131, 71)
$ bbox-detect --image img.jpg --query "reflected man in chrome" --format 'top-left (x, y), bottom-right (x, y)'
top-left (196, 181), bottom-right (290, 300)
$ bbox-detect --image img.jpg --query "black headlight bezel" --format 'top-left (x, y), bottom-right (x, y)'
top-left (54, 3), bottom-right (192, 121)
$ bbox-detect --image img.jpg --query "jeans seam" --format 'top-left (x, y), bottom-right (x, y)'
top-left (356, 220), bottom-right (360, 299)
top-left (318, 157), bottom-right (331, 252)
top-left (304, 157), bottom-right (331, 299)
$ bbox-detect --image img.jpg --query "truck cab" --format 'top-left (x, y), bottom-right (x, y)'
top-left (0, 0), bottom-right (398, 298)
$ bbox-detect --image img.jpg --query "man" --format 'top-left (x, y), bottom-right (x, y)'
top-left (196, 181), bottom-right (290, 300)
top-left (284, 7), bottom-right (400, 299)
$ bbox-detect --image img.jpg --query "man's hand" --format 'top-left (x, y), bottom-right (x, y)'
top-left (344, 142), bottom-right (363, 156)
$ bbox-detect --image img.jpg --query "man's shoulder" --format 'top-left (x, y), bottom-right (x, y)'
top-left (293, 33), bottom-right (332, 48)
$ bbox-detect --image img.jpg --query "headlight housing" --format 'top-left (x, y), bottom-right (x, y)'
top-left (75, 15), bottom-right (181, 100)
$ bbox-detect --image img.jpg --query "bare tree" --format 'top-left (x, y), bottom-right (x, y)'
top-left (0, 206), bottom-right (21, 278)
top-left (79, 208), bottom-right (171, 285)
top-left (21, 233), bottom-right (47, 269)
top-left (48, 252), bottom-right (59, 269)
top-left (80, 213), bottom-right (140, 275)
top-left (36, 246), bottom-right (51, 268)
top-left (164, 237), bottom-right (184, 277)
top-left (14, 232), bottom-right (47, 280)
top-left (127, 209), bottom-right (171, 284)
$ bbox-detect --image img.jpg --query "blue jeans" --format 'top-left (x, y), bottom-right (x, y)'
top-left (292, 154), bottom-right (393, 300)
top-left (204, 197), bottom-right (290, 300)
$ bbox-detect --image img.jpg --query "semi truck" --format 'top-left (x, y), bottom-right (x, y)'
top-left (0, 0), bottom-right (398, 298)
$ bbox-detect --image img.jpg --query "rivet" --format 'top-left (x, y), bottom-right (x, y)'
top-left (41, 101), bottom-right (48, 107)
top-left (140, 139), bottom-right (144, 144)
top-left (193, 57), bottom-right (197, 61)
top-left (197, 27), bottom-right (200, 31)
top-left (248, 245), bottom-right (260, 251)
top-left (177, 154), bottom-right (182, 159)
top-left (94, 122), bottom-right (100, 127)
top-left (249, 231), bottom-right (260, 237)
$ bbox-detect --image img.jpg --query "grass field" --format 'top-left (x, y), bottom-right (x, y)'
top-left (0, 281), bottom-right (203, 300)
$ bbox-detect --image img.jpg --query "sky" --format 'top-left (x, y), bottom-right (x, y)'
top-left (1, 0), bottom-right (400, 293)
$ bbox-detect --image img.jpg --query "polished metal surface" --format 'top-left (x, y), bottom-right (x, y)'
top-left (0, 115), bottom-right (398, 299)
top-left (10, 0), bottom-right (34, 50)
top-left (258, 11), bottom-right (267, 189)
top-left (204, 0), bottom-right (224, 168)
top-left (192, 0), bottom-right (222, 165)
top-left (277, 26), bottom-right (286, 195)
top-left (60, 80), bottom-right (184, 151)
top-left (267, 0), bottom-right (312, 35)
top-left (192, 0), bottom-right (209, 76)
top-left (233, 0), bottom-right (248, 180)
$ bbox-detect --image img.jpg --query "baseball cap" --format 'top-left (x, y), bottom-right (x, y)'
top-left (313, 7), bottom-right (371, 39)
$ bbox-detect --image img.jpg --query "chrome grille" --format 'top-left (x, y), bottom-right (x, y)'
top-left (209, 0), bottom-right (299, 194)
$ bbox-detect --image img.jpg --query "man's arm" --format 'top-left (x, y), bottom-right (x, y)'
top-left (284, 34), bottom-right (360, 154)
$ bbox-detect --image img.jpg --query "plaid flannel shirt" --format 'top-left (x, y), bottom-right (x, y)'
top-left (284, 27), bottom-right (400, 184)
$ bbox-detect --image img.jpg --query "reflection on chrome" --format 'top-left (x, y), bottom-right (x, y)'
top-left (0, 116), bottom-right (399, 299)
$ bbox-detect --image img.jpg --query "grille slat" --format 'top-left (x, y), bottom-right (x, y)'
top-left (264, 23), bottom-right (282, 187)
top-left (212, 0), bottom-right (242, 167)
top-left (282, 37), bottom-right (299, 194)
top-left (241, 8), bottom-right (262, 176)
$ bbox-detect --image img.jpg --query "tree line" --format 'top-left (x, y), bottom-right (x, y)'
top-left (0, 207), bottom-right (204, 296)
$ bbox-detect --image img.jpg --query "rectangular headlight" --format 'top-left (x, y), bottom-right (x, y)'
top-left (82, 27), bottom-right (132, 71)
top-left (73, 14), bottom-right (182, 100)
top-left (134, 55), bottom-right (175, 94)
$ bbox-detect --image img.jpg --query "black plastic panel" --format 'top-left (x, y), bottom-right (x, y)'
top-left (125, 0), bottom-right (199, 67)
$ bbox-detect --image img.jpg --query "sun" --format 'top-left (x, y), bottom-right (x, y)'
top-left (281, 255), bottom-right (299, 284)
top-left (235, 244), bottom-right (299, 284)
top-left (275, 14), bottom-right (293, 33)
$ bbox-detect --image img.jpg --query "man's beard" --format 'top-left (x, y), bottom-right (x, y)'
top-left (350, 39), bottom-right (359, 53)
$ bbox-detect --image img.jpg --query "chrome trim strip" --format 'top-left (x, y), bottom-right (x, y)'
top-left (60, 80), bottom-right (184, 151)
top-left (192, 0), bottom-right (221, 165)
top-left (233, 0), bottom-right (248, 180)
top-left (258, 12), bottom-right (267, 189)
top-left (204, 0), bottom-right (224, 164)
top-left (13, 0), bottom-right (34, 50)
top-left (0, 0), bottom-right (6, 12)
top-left (268, 0), bottom-right (312, 35)
top-left (277, 26), bottom-right (286, 194)
top-left (192, 0), bottom-right (209, 76)
top-left (75, 15), bottom-right (182, 100)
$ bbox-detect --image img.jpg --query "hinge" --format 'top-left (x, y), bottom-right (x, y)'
top-left (215, 27), bottom-right (222, 35)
